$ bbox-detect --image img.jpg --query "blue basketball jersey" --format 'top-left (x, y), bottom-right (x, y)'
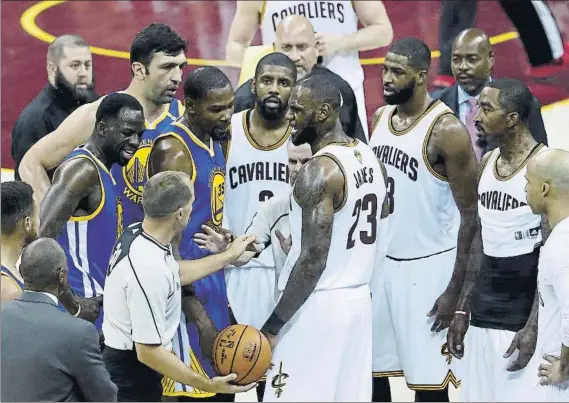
top-left (56, 147), bottom-right (122, 328)
top-left (156, 121), bottom-right (228, 379)
top-left (112, 99), bottom-right (184, 227)
top-left (1, 265), bottom-right (24, 292)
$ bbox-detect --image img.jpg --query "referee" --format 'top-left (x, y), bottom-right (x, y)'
top-left (102, 171), bottom-right (257, 401)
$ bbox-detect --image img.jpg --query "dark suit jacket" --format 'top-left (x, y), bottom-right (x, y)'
top-left (435, 83), bottom-right (548, 153)
top-left (234, 64), bottom-right (367, 143)
top-left (1, 291), bottom-right (117, 402)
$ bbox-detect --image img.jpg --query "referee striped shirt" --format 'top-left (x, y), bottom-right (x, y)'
top-left (102, 222), bottom-right (181, 351)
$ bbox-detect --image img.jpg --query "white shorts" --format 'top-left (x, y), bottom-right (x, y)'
top-left (354, 84), bottom-right (369, 138)
top-left (225, 264), bottom-right (276, 329)
top-left (263, 285), bottom-right (372, 402)
top-left (520, 349), bottom-right (569, 402)
top-left (460, 325), bottom-right (538, 401)
top-left (372, 248), bottom-right (461, 390)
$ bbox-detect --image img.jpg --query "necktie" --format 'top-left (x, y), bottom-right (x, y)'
top-left (465, 97), bottom-right (483, 162)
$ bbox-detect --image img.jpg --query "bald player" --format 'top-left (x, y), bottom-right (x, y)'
top-left (259, 74), bottom-right (388, 401)
top-left (524, 149), bottom-right (569, 401)
top-left (368, 37), bottom-right (479, 401)
top-left (447, 78), bottom-right (549, 401)
top-left (224, 53), bottom-right (297, 330)
top-left (226, 0), bottom-right (393, 136)
top-left (1, 182), bottom-right (38, 301)
top-left (437, 28), bottom-right (548, 159)
top-left (235, 15), bottom-right (367, 142)
top-left (19, 23), bottom-right (187, 226)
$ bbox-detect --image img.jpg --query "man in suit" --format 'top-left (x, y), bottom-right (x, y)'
top-left (436, 28), bottom-right (547, 161)
top-left (234, 15), bottom-right (367, 143)
top-left (1, 238), bottom-right (117, 402)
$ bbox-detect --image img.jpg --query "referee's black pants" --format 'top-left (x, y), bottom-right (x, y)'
top-left (103, 346), bottom-right (163, 402)
top-left (438, 0), bottom-right (565, 76)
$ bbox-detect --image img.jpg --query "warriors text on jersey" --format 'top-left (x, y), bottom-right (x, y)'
top-left (259, 0), bottom-right (363, 90)
top-left (279, 139), bottom-right (387, 292)
top-left (368, 100), bottom-right (460, 259)
top-left (111, 99), bottom-right (184, 227)
top-left (153, 121), bottom-right (229, 397)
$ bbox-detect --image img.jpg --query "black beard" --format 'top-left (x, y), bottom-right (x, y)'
top-left (55, 69), bottom-right (99, 105)
top-left (291, 126), bottom-right (317, 146)
top-left (383, 81), bottom-right (416, 105)
top-left (256, 96), bottom-right (286, 121)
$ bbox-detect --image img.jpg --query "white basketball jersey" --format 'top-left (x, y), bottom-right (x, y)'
top-left (368, 101), bottom-right (460, 259)
top-left (223, 109), bottom-right (292, 268)
top-left (259, 0), bottom-right (364, 90)
top-left (278, 140), bottom-right (387, 292)
top-left (478, 144), bottom-right (547, 258)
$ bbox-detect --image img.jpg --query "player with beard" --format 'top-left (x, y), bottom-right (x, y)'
top-left (223, 52), bottom-right (297, 331)
top-left (11, 34), bottom-right (98, 180)
top-left (19, 23), bottom-right (187, 222)
top-left (1, 182), bottom-right (39, 301)
top-left (146, 67), bottom-right (238, 401)
top-left (447, 79), bottom-right (549, 401)
top-left (39, 93), bottom-right (145, 330)
top-left (259, 74), bottom-right (388, 401)
top-left (368, 37), bottom-right (479, 402)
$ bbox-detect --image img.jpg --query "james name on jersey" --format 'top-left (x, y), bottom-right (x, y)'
top-left (268, 1), bottom-right (350, 31)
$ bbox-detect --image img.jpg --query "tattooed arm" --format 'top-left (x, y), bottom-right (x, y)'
top-left (261, 156), bottom-right (344, 340)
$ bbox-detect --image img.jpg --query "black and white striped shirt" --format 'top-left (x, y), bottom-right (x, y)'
top-left (102, 223), bottom-right (181, 351)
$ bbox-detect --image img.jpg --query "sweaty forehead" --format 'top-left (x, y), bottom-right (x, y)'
top-left (480, 87), bottom-right (500, 106)
top-left (202, 85), bottom-right (234, 105)
top-left (119, 108), bottom-right (145, 126)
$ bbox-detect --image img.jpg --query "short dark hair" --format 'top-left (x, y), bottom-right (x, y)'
top-left (1, 181), bottom-right (34, 235)
top-left (20, 238), bottom-right (66, 291)
top-left (47, 34), bottom-right (89, 64)
top-left (486, 78), bottom-right (533, 121)
top-left (388, 37), bottom-right (432, 70)
top-left (143, 171), bottom-right (194, 218)
top-left (254, 52), bottom-right (297, 80)
top-left (95, 93), bottom-right (144, 124)
top-left (183, 66), bottom-right (232, 101)
top-left (130, 23), bottom-right (187, 70)
top-left (297, 75), bottom-right (341, 110)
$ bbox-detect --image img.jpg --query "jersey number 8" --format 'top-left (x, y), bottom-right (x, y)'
top-left (346, 193), bottom-right (378, 250)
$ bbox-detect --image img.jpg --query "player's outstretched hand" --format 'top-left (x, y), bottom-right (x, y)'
top-left (226, 235), bottom-right (257, 262)
top-left (427, 289), bottom-right (458, 332)
top-left (504, 325), bottom-right (537, 372)
top-left (194, 225), bottom-right (229, 254)
top-left (209, 374), bottom-right (257, 394)
top-left (447, 313), bottom-right (469, 359)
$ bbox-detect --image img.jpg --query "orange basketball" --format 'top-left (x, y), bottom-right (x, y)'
top-left (212, 324), bottom-right (272, 385)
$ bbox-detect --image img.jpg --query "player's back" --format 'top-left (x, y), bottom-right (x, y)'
top-left (259, 0), bottom-right (363, 90)
top-left (112, 98), bottom-right (184, 227)
top-left (369, 100), bottom-right (459, 260)
top-left (279, 139), bottom-right (386, 291)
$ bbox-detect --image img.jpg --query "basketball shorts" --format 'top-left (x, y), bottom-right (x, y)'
top-left (460, 325), bottom-right (541, 402)
top-left (263, 285), bottom-right (372, 402)
top-left (162, 313), bottom-right (216, 398)
top-left (354, 84), bottom-right (369, 138)
top-left (372, 248), bottom-right (461, 390)
top-left (225, 264), bottom-right (277, 329)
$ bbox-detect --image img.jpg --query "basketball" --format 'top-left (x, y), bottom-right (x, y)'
top-left (212, 324), bottom-right (272, 385)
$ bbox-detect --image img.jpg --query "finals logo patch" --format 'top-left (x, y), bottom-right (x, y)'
top-left (354, 149), bottom-right (363, 164)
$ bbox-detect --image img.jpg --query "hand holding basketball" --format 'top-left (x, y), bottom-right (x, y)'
top-left (212, 324), bottom-right (272, 385)
top-left (208, 373), bottom-right (257, 394)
